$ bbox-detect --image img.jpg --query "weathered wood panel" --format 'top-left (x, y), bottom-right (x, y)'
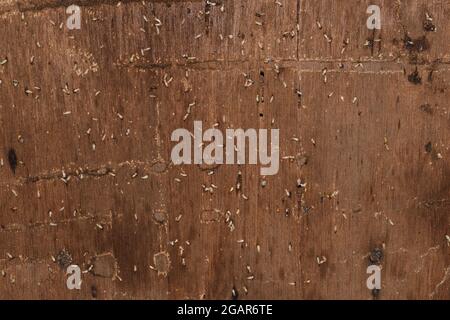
top-left (0, 0), bottom-right (449, 300)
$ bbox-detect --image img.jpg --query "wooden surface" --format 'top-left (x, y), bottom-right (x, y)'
top-left (0, 0), bottom-right (449, 300)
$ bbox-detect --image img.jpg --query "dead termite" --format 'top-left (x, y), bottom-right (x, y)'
top-left (7, 148), bottom-right (17, 174)
top-left (154, 17), bottom-right (162, 27)
top-left (228, 220), bottom-right (235, 232)
top-left (316, 256), bottom-right (327, 265)
top-left (244, 77), bottom-right (254, 88)
top-left (141, 47), bottom-right (151, 56)
top-left (231, 288), bottom-right (238, 300)
top-left (384, 137), bottom-right (390, 151)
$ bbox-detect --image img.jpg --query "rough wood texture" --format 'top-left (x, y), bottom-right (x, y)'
top-left (0, 0), bottom-right (449, 300)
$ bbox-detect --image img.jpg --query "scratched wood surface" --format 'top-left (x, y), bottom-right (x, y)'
top-left (0, 0), bottom-right (449, 300)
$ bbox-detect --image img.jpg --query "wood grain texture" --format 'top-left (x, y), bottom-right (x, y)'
top-left (0, 0), bottom-right (449, 300)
